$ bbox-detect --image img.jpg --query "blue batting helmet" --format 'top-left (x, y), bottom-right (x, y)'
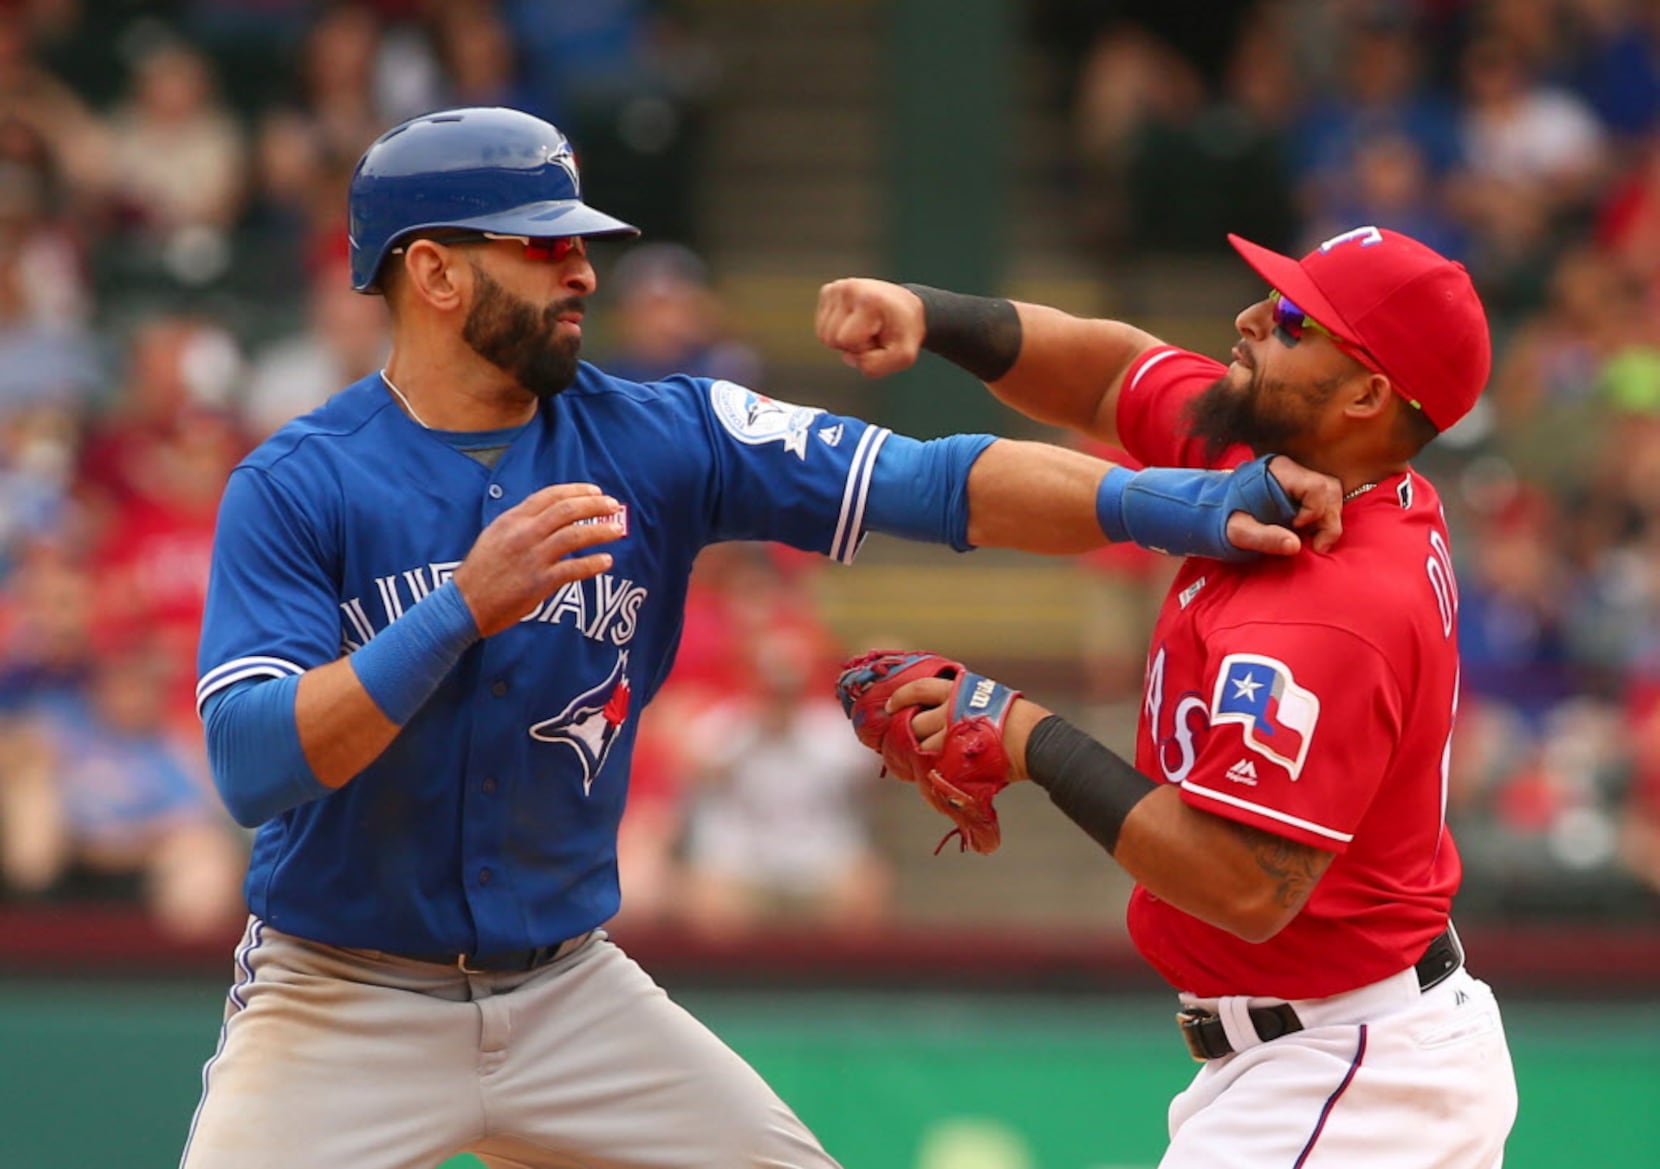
top-left (347, 107), bottom-right (640, 293)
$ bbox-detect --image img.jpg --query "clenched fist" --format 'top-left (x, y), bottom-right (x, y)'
top-left (815, 278), bottom-right (927, 378)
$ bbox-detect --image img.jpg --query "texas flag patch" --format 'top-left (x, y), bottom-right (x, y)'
top-left (1210, 653), bottom-right (1320, 780)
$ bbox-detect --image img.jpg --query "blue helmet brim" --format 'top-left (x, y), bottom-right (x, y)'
top-left (447, 199), bottom-right (640, 239)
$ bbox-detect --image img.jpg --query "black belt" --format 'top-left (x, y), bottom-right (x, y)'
top-left (395, 932), bottom-right (588, 974)
top-left (1177, 925), bottom-right (1464, 1062)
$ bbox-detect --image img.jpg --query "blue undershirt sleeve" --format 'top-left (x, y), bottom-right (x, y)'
top-left (202, 673), bottom-right (328, 828)
top-left (201, 580), bottom-right (481, 829)
top-left (862, 432), bottom-right (997, 552)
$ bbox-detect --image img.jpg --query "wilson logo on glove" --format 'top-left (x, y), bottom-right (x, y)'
top-left (835, 649), bottom-right (1020, 854)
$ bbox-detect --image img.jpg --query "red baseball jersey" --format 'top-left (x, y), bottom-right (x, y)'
top-left (1117, 346), bottom-right (1461, 999)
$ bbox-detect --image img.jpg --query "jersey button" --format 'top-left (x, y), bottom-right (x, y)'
top-left (481, 777), bottom-right (497, 794)
top-left (478, 867), bottom-right (492, 885)
top-left (488, 484), bottom-right (504, 499)
top-left (491, 679), bottom-right (508, 697)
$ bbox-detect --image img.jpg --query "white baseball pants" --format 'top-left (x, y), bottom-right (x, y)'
top-left (1162, 965), bottom-right (1517, 1168)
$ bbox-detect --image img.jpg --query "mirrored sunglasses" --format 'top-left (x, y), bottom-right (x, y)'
top-left (1267, 289), bottom-right (1388, 380)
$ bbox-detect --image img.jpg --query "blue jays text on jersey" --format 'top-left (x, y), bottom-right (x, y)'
top-left (195, 368), bottom-right (896, 956)
top-left (336, 562), bottom-right (648, 652)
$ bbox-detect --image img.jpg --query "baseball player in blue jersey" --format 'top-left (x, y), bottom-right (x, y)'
top-left (180, 107), bottom-right (1343, 1169)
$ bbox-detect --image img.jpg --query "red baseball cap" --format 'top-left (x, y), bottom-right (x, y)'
top-left (1227, 226), bottom-right (1491, 432)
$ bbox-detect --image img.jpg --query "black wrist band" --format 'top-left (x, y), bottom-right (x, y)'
top-left (902, 283), bottom-right (1022, 383)
top-left (1024, 714), bottom-right (1155, 855)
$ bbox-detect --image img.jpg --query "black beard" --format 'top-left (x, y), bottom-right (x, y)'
top-left (462, 265), bottom-right (583, 400)
top-left (1186, 368), bottom-right (1307, 464)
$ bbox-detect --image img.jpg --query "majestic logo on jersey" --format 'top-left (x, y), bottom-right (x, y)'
top-left (529, 651), bottom-right (631, 794)
top-left (1211, 653), bottom-right (1320, 779)
top-left (1226, 759), bottom-right (1259, 785)
top-left (709, 380), bottom-right (822, 459)
top-left (817, 423), bottom-right (844, 447)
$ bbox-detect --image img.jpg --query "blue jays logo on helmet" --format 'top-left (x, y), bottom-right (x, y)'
top-left (347, 106), bottom-right (639, 293)
top-left (549, 141), bottom-right (580, 195)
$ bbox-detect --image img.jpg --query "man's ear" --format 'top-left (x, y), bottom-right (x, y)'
top-left (1345, 371), bottom-right (1392, 421)
top-left (397, 239), bottom-right (468, 313)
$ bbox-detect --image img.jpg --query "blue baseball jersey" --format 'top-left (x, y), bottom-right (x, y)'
top-left (195, 366), bottom-right (895, 954)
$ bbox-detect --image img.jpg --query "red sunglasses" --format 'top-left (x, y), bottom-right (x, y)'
top-left (393, 231), bottom-right (588, 263)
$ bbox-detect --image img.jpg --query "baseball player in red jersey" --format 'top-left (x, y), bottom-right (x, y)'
top-left (816, 226), bottom-right (1518, 1167)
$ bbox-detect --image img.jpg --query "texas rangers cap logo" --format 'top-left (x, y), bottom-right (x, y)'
top-left (529, 651), bottom-right (631, 794)
top-left (1210, 653), bottom-right (1320, 779)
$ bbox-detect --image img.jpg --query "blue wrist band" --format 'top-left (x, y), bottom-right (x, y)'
top-left (1093, 465), bottom-right (1139, 544)
top-left (1095, 455), bottom-right (1296, 561)
top-left (349, 579), bottom-right (481, 724)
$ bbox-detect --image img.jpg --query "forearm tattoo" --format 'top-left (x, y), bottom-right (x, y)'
top-left (1233, 821), bottom-right (1324, 910)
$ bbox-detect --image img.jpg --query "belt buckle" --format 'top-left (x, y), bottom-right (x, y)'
top-left (457, 953), bottom-right (485, 975)
top-left (1176, 1008), bottom-right (1216, 1062)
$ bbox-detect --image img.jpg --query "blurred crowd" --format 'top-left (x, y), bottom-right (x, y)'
top-left (0, 0), bottom-right (822, 943)
top-left (1049, 0), bottom-right (1660, 918)
top-left (2, 0), bottom-right (1659, 944)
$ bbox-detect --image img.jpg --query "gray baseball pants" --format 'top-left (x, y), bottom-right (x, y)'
top-left (179, 917), bottom-right (842, 1169)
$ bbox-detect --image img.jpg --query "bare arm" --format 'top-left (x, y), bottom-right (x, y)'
top-left (988, 303), bottom-right (1160, 443)
top-left (965, 441), bottom-right (1342, 557)
top-left (0, 717), bottom-right (68, 890)
top-left (293, 658), bottom-right (404, 790)
top-left (819, 277), bottom-right (1343, 556)
top-left (1004, 697), bottom-right (1333, 941)
top-left (815, 278), bottom-right (1160, 443)
top-left (1112, 785), bottom-right (1334, 942)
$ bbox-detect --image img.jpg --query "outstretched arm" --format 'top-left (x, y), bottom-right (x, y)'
top-left (816, 278), bottom-right (1158, 443)
top-left (825, 278), bottom-right (1343, 558)
top-left (860, 429), bottom-right (1340, 559)
top-left (961, 440), bottom-right (1341, 557)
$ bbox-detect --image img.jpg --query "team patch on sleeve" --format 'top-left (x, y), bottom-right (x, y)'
top-left (709, 380), bottom-right (823, 459)
top-left (1210, 653), bottom-right (1320, 779)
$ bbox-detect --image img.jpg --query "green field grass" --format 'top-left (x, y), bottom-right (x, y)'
top-left (2, 984), bottom-right (1653, 1168)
